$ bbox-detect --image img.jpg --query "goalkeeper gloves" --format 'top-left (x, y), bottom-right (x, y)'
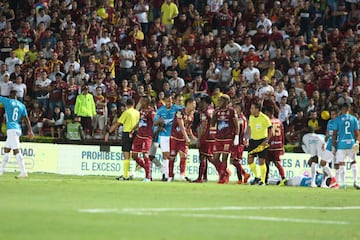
top-left (233, 135), bottom-right (239, 146)
top-left (352, 141), bottom-right (359, 153)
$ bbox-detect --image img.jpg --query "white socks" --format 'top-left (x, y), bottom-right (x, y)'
top-left (322, 164), bottom-right (334, 178)
top-left (338, 166), bottom-right (345, 186)
top-left (352, 163), bottom-right (358, 184)
top-left (163, 159), bottom-right (169, 178)
top-left (15, 153), bottom-right (27, 174)
top-left (0, 152), bottom-right (10, 172)
top-left (311, 162), bottom-right (316, 183)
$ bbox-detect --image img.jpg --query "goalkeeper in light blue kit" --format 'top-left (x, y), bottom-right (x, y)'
top-left (332, 103), bottom-right (360, 189)
top-left (0, 90), bottom-right (34, 178)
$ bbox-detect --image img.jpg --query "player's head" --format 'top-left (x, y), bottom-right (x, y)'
top-left (264, 105), bottom-right (274, 118)
top-left (9, 90), bottom-right (17, 99)
top-left (341, 103), bottom-right (351, 113)
top-left (250, 102), bottom-right (262, 116)
top-left (200, 96), bottom-right (212, 109)
top-left (219, 94), bottom-right (230, 108)
top-left (126, 98), bottom-right (134, 108)
top-left (329, 107), bottom-right (338, 119)
top-left (140, 95), bottom-right (151, 108)
top-left (234, 102), bottom-right (243, 115)
top-left (164, 94), bottom-right (173, 108)
top-left (185, 98), bottom-right (196, 112)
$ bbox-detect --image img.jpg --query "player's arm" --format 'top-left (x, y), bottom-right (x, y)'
top-left (197, 115), bottom-right (207, 141)
top-left (233, 114), bottom-right (240, 145)
top-left (210, 110), bottom-right (217, 127)
top-left (177, 113), bottom-right (190, 144)
top-left (22, 115), bottom-right (34, 139)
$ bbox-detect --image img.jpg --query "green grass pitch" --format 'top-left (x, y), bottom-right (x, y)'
top-left (0, 173), bottom-right (359, 240)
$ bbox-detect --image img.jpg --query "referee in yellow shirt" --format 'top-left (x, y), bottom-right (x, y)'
top-left (245, 103), bottom-right (272, 186)
top-left (105, 99), bottom-right (140, 180)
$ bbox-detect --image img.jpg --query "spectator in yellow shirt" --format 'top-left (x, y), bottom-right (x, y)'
top-left (161, 0), bottom-right (179, 34)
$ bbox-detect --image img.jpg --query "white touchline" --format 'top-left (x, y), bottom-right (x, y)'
top-left (78, 206), bottom-right (360, 213)
top-left (79, 206), bottom-right (360, 213)
top-left (180, 214), bottom-right (349, 225)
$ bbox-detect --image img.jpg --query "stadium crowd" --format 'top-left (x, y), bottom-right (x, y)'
top-left (0, 0), bottom-right (359, 186)
top-left (0, 2), bottom-right (359, 142)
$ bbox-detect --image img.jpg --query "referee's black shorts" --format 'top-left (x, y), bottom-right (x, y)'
top-left (248, 138), bottom-right (268, 159)
top-left (122, 132), bottom-right (135, 152)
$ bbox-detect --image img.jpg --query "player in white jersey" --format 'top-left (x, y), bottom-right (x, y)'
top-left (0, 90), bottom-right (34, 178)
top-left (302, 127), bottom-right (337, 188)
top-left (332, 103), bottom-right (360, 189)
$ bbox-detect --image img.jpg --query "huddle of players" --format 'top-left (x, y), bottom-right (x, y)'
top-left (304, 103), bottom-right (360, 189)
top-left (122, 93), bottom-right (286, 184)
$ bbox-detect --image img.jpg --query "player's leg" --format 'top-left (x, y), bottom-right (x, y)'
top-left (272, 151), bottom-right (286, 185)
top-left (220, 153), bottom-right (230, 184)
top-left (179, 150), bottom-right (190, 182)
top-left (258, 157), bottom-right (267, 186)
top-left (8, 130), bottom-right (27, 178)
top-left (307, 155), bottom-right (319, 187)
top-left (247, 140), bottom-right (260, 184)
top-left (194, 153), bottom-right (206, 183)
top-left (117, 132), bottom-right (132, 180)
top-left (142, 152), bottom-right (151, 181)
top-left (230, 157), bottom-right (243, 183)
top-left (335, 150), bottom-right (346, 188)
top-left (159, 136), bottom-right (170, 180)
top-left (349, 155), bottom-right (359, 189)
top-left (212, 152), bottom-right (223, 183)
top-left (0, 147), bottom-right (11, 176)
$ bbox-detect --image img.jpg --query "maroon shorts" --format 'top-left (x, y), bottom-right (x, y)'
top-left (231, 145), bottom-right (245, 160)
top-left (132, 136), bottom-right (152, 153)
top-left (170, 137), bottom-right (188, 157)
top-left (267, 150), bottom-right (284, 162)
top-left (199, 140), bottom-right (215, 156)
top-left (213, 139), bottom-right (233, 153)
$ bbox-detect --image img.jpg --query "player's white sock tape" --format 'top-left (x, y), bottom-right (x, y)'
top-left (351, 163), bottom-right (358, 184)
top-left (0, 152), bottom-right (9, 170)
top-left (15, 153), bottom-right (26, 174)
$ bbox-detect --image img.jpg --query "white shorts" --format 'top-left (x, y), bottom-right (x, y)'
top-left (5, 129), bottom-right (21, 150)
top-left (335, 149), bottom-right (356, 164)
top-left (320, 150), bottom-right (334, 163)
top-left (159, 136), bottom-right (170, 153)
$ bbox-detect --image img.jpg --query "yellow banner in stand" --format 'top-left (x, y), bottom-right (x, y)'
top-left (0, 142), bottom-right (358, 185)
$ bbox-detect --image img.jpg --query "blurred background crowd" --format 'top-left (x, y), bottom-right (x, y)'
top-left (0, 0), bottom-right (359, 145)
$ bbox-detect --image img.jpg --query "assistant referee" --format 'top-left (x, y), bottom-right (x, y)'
top-left (105, 99), bottom-right (140, 180)
top-left (245, 102), bottom-right (272, 186)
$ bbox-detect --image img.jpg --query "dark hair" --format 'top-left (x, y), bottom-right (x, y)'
top-left (201, 96), bottom-right (212, 105)
top-left (164, 93), bottom-right (172, 99)
top-left (185, 98), bottom-right (195, 106)
top-left (251, 102), bottom-right (262, 110)
top-left (265, 105), bottom-right (274, 115)
top-left (126, 99), bottom-right (134, 106)
top-left (341, 103), bottom-right (351, 109)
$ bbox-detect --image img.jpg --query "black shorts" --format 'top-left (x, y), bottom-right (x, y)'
top-left (122, 132), bottom-right (134, 152)
top-left (247, 138), bottom-right (268, 159)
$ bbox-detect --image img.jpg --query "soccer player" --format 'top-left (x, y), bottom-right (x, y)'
top-left (264, 106), bottom-right (286, 185)
top-left (105, 99), bottom-right (140, 180)
top-left (131, 96), bottom-right (155, 182)
top-left (0, 90), bottom-right (34, 178)
top-left (246, 102), bottom-right (272, 186)
top-left (308, 108), bottom-right (338, 188)
top-left (332, 103), bottom-right (360, 189)
top-left (168, 98), bottom-right (196, 181)
top-left (230, 103), bottom-right (250, 184)
top-left (211, 94), bottom-right (239, 184)
top-left (154, 94), bottom-right (182, 181)
top-left (302, 127), bottom-right (335, 188)
top-left (193, 96), bottom-right (216, 183)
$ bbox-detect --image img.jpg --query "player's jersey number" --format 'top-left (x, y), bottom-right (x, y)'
top-left (345, 121), bottom-right (351, 135)
top-left (12, 108), bottom-right (19, 121)
top-left (272, 123), bottom-right (281, 137)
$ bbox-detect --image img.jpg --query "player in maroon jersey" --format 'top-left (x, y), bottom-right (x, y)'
top-left (168, 98), bottom-right (197, 182)
top-left (193, 96), bottom-right (217, 183)
top-left (230, 103), bottom-right (250, 184)
top-left (132, 96), bottom-right (155, 182)
top-left (211, 94), bottom-right (239, 184)
top-left (264, 106), bottom-right (286, 185)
